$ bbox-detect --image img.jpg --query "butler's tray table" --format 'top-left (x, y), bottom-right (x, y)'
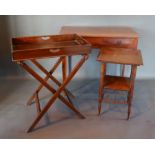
top-left (11, 34), bottom-right (91, 132)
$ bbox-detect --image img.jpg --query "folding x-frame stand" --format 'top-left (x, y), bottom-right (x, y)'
top-left (19, 54), bottom-right (88, 132)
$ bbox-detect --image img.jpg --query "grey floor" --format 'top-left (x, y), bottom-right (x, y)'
top-left (0, 78), bottom-right (155, 139)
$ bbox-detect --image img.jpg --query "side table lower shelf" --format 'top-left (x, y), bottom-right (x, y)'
top-left (104, 75), bottom-right (131, 91)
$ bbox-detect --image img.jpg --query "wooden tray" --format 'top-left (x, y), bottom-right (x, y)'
top-left (11, 34), bottom-right (91, 61)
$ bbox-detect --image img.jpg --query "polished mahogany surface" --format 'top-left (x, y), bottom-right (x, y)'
top-left (60, 26), bottom-right (138, 48)
top-left (11, 34), bottom-right (91, 61)
top-left (104, 75), bottom-right (131, 91)
top-left (60, 26), bottom-right (138, 38)
top-left (97, 47), bottom-right (143, 65)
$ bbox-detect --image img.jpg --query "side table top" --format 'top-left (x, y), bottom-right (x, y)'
top-left (97, 47), bottom-right (143, 65)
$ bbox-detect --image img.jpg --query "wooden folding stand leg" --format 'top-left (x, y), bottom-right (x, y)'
top-left (19, 55), bottom-right (88, 132)
top-left (61, 56), bottom-right (75, 104)
top-left (26, 56), bottom-right (74, 106)
top-left (31, 57), bottom-right (75, 105)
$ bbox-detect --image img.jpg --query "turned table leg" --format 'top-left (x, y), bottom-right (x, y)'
top-left (121, 65), bottom-right (125, 76)
top-left (127, 65), bottom-right (137, 120)
top-left (62, 56), bottom-right (67, 81)
top-left (98, 63), bottom-right (106, 115)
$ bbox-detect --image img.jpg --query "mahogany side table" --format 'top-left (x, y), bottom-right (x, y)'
top-left (11, 34), bottom-right (91, 132)
top-left (97, 47), bottom-right (143, 119)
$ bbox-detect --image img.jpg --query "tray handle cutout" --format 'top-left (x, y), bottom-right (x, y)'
top-left (41, 36), bottom-right (50, 40)
top-left (49, 49), bottom-right (60, 53)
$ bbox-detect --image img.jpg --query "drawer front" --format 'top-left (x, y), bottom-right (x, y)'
top-left (83, 37), bottom-right (138, 49)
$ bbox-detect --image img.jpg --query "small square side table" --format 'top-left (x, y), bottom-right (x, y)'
top-left (97, 47), bottom-right (143, 119)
